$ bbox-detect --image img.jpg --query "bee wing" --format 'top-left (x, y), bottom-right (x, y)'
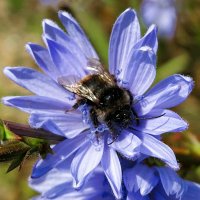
top-left (57, 75), bottom-right (80, 88)
top-left (57, 75), bottom-right (99, 102)
top-left (87, 58), bottom-right (116, 86)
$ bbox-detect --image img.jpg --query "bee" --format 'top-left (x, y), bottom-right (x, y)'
top-left (58, 58), bottom-right (166, 143)
top-left (58, 58), bottom-right (138, 143)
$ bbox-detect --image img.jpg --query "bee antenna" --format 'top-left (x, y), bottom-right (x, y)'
top-left (107, 136), bottom-right (118, 145)
top-left (134, 113), bottom-right (166, 120)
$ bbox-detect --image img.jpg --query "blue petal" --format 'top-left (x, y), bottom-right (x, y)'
top-left (42, 19), bottom-right (87, 66)
top-left (127, 191), bottom-right (150, 200)
top-left (151, 184), bottom-right (170, 200)
top-left (134, 25), bottom-right (158, 54)
top-left (101, 145), bottom-right (122, 199)
top-left (134, 109), bottom-right (188, 135)
top-left (111, 130), bottom-right (141, 159)
top-left (71, 141), bottom-right (104, 189)
top-left (135, 75), bottom-right (194, 115)
top-left (118, 48), bottom-right (156, 97)
top-left (138, 133), bottom-right (179, 170)
top-left (182, 181), bottom-right (200, 200)
top-left (29, 112), bottom-right (89, 138)
top-left (58, 11), bottom-right (98, 59)
top-left (156, 167), bottom-right (186, 198)
top-left (31, 163), bottom-right (115, 200)
top-left (124, 164), bottom-right (158, 195)
top-left (30, 159), bottom-right (72, 193)
top-left (42, 19), bottom-right (69, 44)
top-left (33, 119), bottom-right (65, 136)
top-left (109, 8), bottom-right (140, 75)
top-left (44, 37), bottom-right (87, 78)
top-left (26, 43), bottom-right (60, 81)
top-left (2, 96), bottom-right (70, 113)
top-left (31, 133), bottom-right (86, 178)
top-left (4, 67), bottom-right (73, 103)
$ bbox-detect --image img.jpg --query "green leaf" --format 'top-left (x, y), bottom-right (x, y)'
top-left (0, 120), bottom-right (54, 172)
top-left (0, 141), bottom-right (30, 162)
top-left (6, 152), bottom-right (27, 173)
top-left (156, 53), bottom-right (190, 83)
top-left (0, 120), bottom-right (19, 142)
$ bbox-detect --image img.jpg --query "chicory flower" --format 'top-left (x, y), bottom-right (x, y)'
top-left (30, 158), bottom-right (200, 200)
top-left (2, 8), bottom-right (193, 199)
top-left (141, 0), bottom-right (177, 38)
top-left (124, 162), bottom-right (200, 200)
top-left (30, 159), bottom-right (114, 200)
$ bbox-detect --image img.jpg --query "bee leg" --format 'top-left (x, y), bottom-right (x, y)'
top-left (90, 108), bottom-right (101, 143)
top-left (90, 108), bottom-right (99, 127)
top-left (108, 135), bottom-right (118, 145)
top-left (106, 121), bottom-right (119, 145)
top-left (65, 99), bottom-right (88, 113)
top-left (72, 99), bottom-right (88, 109)
top-left (131, 108), bottom-right (140, 126)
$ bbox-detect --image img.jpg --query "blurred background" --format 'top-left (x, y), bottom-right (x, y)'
top-left (0, 0), bottom-right (200, 199)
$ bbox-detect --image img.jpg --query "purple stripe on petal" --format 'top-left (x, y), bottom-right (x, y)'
top-left (29, 112), bottom-right (89, 138)
top-left (135, 75), bottom-right (194, 115)
top-left (101, 146), bottom-right (122, 199)
top-left (58, 11), bottom-right (98, 59)
top-left (4, 67), bottom-right (73, 103)
top-left (134, 109), bottom-right (188, 135)
top-left (156, 167), bottom-right (186, 198)
top-left (31, 133), bottom-right (87, 178)
top-left (2, 96), bottom-right (70, 113)
top-left (138, 133), bottom-right (179, 170)
top-left (26, 43), bottom-right (60, 81)
top-left (71, 141), bottom-right (104, 189)
top-left (109, 8), bottom-right (141, 75)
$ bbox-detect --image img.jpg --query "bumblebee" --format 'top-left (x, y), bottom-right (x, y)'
top-left (58, 58), bottom-right (138, 142)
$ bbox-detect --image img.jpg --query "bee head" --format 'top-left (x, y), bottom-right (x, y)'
top-left (112, 105), bottom-right (132, 128)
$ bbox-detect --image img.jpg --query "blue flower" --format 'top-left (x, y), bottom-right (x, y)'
top-left (141, 0), bottom-right (177, 38)
top-left (40, 0), bottom-right (60, 7)
top-left (124, 163), bottom-right (200, 200)
top-left (30, 158), bottom-right (115, 200)
top-left (30, 159), bottom-right (200, 200)
top-left (2, 8), bottom-right (193, 199)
